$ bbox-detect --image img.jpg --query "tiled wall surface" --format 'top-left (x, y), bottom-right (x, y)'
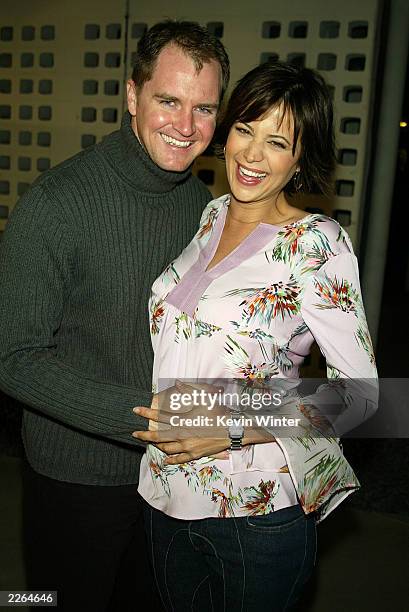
top-left (0, 0), bottom-right (128, 232)
top-left (1, 0), bottom-right (380, 247)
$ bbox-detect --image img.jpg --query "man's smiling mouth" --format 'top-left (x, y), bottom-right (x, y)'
top-left (160, 133), bottom-right (193, 148)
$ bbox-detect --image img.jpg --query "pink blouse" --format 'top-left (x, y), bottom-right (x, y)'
top-left (138, 195), bottom-right (377, 521)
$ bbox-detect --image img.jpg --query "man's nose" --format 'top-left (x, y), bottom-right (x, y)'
top-left (173, 109), bottom-right (195, 137)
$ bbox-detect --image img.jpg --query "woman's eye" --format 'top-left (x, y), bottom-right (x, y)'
top-left (269, 141), bottom-right (286, 149)
top-left (235, 126), bottom-right (250, 135)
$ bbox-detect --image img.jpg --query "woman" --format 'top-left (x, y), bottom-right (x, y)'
top-left (134, 62), bottom-right (377, 611)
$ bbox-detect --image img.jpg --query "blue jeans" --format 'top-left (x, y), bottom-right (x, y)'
top-left (144, 503), bottom-right (317, 612)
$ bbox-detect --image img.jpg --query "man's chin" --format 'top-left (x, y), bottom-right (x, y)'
top-left (155, 155), bottom-right (195, 173)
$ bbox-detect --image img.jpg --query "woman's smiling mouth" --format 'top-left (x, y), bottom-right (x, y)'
top-left (237, 163), bottom-right (267, 184)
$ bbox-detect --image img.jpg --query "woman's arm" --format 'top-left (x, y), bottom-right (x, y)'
top-left (299, 250), bottom-right (378, 437)
top-left (132, 381), bottom-right (274, 464)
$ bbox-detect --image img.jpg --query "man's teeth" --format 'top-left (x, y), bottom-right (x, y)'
top-left (161, 133), bottom-right (192, 148)
top-left (239, 165), bottom-right (267, 179)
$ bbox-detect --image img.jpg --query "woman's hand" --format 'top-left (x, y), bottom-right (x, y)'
top-left (132, 408), bottom-right (230, 464)
top-left (132, 381), bottom-right (275, 464)
top-left (132, 380), bottom-right (231, 463)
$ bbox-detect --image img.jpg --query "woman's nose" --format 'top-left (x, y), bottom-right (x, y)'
top-left (243, 140), bottom-right (264, 163)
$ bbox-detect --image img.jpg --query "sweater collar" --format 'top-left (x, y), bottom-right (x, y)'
top-left (100, 112), bottom-right (192, 194)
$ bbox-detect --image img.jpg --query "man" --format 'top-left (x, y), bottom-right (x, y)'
top-left (0, 21), bottom-right (229, 611)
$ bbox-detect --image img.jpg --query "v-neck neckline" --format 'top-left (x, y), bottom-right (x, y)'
top-left (164, 197), bottom-right (318, 318)
top-left (203, 200), bottom-right (316, 275)
top-left (204, 205), bottom-right (276, 273)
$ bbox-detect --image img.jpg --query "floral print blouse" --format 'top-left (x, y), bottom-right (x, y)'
top-left (138, 195), bottom-right (378, 522)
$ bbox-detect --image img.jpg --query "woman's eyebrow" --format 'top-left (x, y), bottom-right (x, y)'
top-left (267, 134), bottom-right (291, 145)
top-left (238, 121), bottom-right (292, 145)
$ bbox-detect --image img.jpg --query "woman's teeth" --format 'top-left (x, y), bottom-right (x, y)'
top-left (239, 165), bottom-right (267, 179)
top-left (161, 133), bottom-right (192, 148)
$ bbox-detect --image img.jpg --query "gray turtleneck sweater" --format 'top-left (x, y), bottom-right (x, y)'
top-left (0, 112), bottom-right (211, 485)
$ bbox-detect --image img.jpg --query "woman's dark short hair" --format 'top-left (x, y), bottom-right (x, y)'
top-left (132, 20), bottom-right (230, 100)
top-left (216, 61), bottom-right (336, 196)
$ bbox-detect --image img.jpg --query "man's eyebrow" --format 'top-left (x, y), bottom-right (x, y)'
top-left (154, 93), bottom-right (179, 102)
top-left (197, 103), bottom-right (219, 110)
top-left (154, 93), bottom-right (218, 110)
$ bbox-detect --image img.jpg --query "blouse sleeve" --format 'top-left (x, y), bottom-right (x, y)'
top-left (252, 234), bottom-right (378, 520)
top-left (300, 251), bottom-right (378, 436)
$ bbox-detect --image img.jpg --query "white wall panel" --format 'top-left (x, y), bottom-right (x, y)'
top-left (0, 0), bottom-right (127, 231)
top-left (1, 0), bottom-right (381, 247)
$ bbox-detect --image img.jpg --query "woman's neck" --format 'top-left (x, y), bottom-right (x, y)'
top-left (228, 193), bottom-right (296, 226)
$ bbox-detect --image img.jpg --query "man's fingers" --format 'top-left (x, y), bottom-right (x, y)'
top-left (163, 447), bottom-right (229, 465)
top-left (163, 453), bottom-right (191, 465)
top-left (156, 442), bottom-right (184, 454)
top-left (209, 451), bottom-right (229, 460)
top-left (132, 429), bottom-right (174, 442)
top-left (133, 406), bottom-right (157, 420)
top-left (133, 406), bottom-right (172, 424)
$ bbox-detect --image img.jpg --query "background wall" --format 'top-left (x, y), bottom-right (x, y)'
top-left (0, 0), bottom-right (381, 250)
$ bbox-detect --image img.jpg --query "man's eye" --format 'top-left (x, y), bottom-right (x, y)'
top-left (160, 99), bottom-right (175, 107)
top-left (196, 107), bottom-right (214, 115)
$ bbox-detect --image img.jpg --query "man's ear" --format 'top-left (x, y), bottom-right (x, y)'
top-left (126, 79), bottom-right (138, 116)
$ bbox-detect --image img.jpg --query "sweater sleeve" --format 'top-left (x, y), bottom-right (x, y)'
top-left (299, 250), bottom-right (378, 436)
top-left (0, 185), bottom-right (151, 446)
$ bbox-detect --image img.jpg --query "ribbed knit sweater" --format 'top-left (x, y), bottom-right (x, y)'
top-left (0, 112), bottom-right (211, 485)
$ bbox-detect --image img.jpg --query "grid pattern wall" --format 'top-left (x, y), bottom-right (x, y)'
top-left (1, 0), bottom-right (379, 246)
top-left (0, 0), bottom-right (127, 232)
